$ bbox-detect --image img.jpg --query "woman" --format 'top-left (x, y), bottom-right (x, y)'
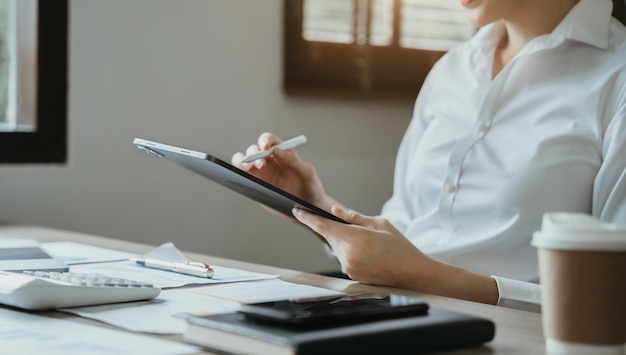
top-left (232, 0), bottom-right (626, 308)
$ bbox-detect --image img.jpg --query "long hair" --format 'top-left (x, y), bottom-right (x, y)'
top-left (613, 0), bottom-right (626, 25)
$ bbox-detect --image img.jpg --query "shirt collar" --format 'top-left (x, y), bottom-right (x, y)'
top-left (465, 0), bottom-right (614, 84)
top-left (551, 0), bottom-right (613, 50)
top-left (472, 0), bottom-right (614, 52)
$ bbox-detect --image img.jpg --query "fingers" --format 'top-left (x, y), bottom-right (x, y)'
top-left (291, 207), bottom-right (364, 244)
top-left (331, 205), bottom-right (380, 229)
top-left (231, 150), bottom-right (259, 171)
top-left (292, 208), bottom-right (336, 243)
top-left (233, 132), bottom-right (311, 179)
top-left (240, 133), bottom-right (308, 169)
top-left (258, 132), bottom-right (282, 150)
top-left (232, 133), bottom-right (281, 170)
top-left (245, 144), bottom-right (265, 169)
top-left (231, 152), bottom-right (246, 168)
top-left (292, 206), bottom-right (377, 239)
top-left (245, 144), bottom-right (260, 156)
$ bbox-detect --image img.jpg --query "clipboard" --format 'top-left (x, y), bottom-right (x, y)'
top-left (133, 138), bottom-right (348, 234)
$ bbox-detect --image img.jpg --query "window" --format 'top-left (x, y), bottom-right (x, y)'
top-left (0, 0), bottom-right (67, 163)
top-left (0, 0), bottom-right (36, 132)
top-left (284, 0), bottom-right (473, 101)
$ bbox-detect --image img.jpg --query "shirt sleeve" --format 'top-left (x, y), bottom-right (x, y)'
top-left (492, 276), bottom-right (542, 313)
top-left (593, 90), bottom-right (626, 225)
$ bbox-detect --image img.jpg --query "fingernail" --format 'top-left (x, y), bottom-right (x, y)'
top-left (292, 208), bottom-right (301, 217)
top-left (255, 159), bottom-right (265, 169)
top-left (260, 138), bottom-right (268, 149)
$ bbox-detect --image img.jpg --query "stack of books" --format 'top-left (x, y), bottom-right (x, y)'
top-left (183, 301), bottom-right (495, 354)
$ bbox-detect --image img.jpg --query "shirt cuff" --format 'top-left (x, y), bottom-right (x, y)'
top-left (491, 276), bottom-right (542, 313)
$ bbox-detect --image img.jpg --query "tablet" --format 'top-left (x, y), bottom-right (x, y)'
top-left (133, 138), bottom-right (348, 229)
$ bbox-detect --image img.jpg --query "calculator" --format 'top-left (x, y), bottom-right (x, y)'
top-left (0, 270), bottom-right (161, 310)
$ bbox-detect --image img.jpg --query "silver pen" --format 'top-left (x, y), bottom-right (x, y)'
top-left (131, 257), bottom-right (214, 278)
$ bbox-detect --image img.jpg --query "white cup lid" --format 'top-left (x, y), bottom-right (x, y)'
top-left (532, 213), bottom-right (626, 251)
top-left (546, 337), bottom-right (626, 355)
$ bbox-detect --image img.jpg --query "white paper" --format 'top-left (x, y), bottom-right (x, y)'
top-left (0, 308), bottom-right (198, 354)
top-left (52, 241), bottom-right (278, 288)
top-left (42, 241), bottom-right (138, 265)
top-left (0, 238), bottom-right (39, 247)
top-left (142, 242), bottom-right (190, 262)
top-left (62, 278), bottom-right (346, 334)
top-left (70, 260), bottom-right (278, 288)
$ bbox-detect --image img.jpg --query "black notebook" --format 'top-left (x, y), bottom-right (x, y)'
top-left (183, 306), bottom-right (495, 355)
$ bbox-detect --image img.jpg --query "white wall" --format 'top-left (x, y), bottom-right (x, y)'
top-left (0, 0), bottom-right (414, 273)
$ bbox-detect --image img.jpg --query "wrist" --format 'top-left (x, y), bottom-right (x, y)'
top-left (396, 257), bottom-right (499, 305)
top-left (440, 263), bottom-right (499, 305)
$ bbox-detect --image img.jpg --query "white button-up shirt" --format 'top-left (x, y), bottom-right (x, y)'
top-left (380, 0), bottom-right (626, 309)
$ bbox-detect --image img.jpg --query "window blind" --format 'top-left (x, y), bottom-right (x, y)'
top-left (400, 0), bottom-right (474, 51)
top-left (302, 0), bottom-right (473, 50)
top-left (302, 0), bottom-right (353, 44)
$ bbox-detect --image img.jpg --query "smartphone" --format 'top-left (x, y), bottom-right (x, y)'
top-left (237, 293), bottom-right (429, 327)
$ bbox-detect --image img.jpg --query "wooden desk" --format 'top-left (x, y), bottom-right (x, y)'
top-left (0, 225), bottom-right (546, 354)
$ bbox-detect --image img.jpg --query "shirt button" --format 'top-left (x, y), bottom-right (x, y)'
top-left (444, 183), bottom-right (456, 193)
top-left (475, 122), bottom-right (490, 134)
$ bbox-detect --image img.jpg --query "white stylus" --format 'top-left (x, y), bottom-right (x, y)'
top-left (240, 135), bottom-right (308, 163)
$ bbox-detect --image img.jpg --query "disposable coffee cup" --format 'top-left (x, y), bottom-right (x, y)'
top-left (532, 213), bottom-right (626, 355)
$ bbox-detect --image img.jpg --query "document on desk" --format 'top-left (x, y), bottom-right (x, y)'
top-left (65, 241), bottom-right (279, 288)
top-left (61, 278), bottom-right (347, 334)
top-left (42, 241), bottom-right (138, 264)
top-left (0, 307), bottom-right (198, 354)
top-left (71, 260), bottom-right (278, 288)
